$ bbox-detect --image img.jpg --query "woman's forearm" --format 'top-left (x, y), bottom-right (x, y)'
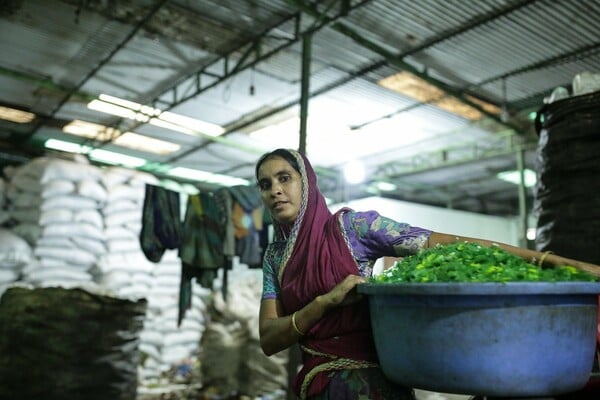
top-left (259, 295), bottom-right (329, 356)
top-left (260, 275), bottom-right (366, 355)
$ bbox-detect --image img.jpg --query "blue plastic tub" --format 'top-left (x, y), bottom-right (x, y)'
top-left (358, 282), bottom-right (600, 397)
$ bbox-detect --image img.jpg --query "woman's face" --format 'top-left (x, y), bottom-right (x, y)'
top-left (257, 155), bottom-right (302, 225)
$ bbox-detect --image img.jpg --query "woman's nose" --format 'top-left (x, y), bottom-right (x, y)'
top-left (270, 182), bottom-right (282, 195)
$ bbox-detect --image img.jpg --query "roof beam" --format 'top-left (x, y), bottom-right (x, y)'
top-left (289, 0), bottom-right (540, 132)
top-left (17, 0), bottom-right (169, 142)
top-left (150, 0), bottom-right (375, 113)
top-left (374, 131), bottom-right (536, 179)
top-left (163, 0), bottom-right (375, 163)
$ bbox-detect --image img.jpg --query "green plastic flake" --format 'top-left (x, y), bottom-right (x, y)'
top-left (372, 242), bottom-right (598, 283)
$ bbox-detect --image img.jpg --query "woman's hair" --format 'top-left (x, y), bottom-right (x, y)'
top-left (255, 148), bottom-right (301, 180)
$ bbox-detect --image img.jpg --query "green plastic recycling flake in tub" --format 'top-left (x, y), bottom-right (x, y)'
top-left (357, 243), bottom-right (600, 397)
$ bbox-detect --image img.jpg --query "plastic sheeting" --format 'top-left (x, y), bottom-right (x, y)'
top-left (534, 90), bottom-right (600, 264)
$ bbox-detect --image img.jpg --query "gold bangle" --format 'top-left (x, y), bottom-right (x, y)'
top-left (538, 251), bottom-right (553, 267)
top-left (291, 311), bottom-right (306, 336)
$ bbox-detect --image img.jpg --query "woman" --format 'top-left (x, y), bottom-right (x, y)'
top-left (255, 148), bottom-right (600, 400)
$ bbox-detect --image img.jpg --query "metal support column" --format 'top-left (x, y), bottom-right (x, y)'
top-left (298, 32), bottom-right (312, 155)
top-left (516, 148), bottom-right (528, 248)
top-left (286, 30), bottom-right (313, 400)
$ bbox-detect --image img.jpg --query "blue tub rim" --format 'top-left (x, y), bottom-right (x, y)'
top-left (358, 281), bottom-right (600, 296)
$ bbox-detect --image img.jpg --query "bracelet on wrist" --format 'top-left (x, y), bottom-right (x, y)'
top-left (291, 311), bottom-right (306, 336)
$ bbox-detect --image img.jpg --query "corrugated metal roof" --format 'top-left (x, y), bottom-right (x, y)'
top-left (2, 0), bottom-right (599, 216)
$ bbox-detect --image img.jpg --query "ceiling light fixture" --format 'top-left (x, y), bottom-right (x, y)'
top-left (99, 94), bottom-right (161, 116)
top-left (44, 138), bottom-right (147, 168)
top-left (0, 106), bottom-right (36, 123)
top-left (45, 138), bottom-right (91, 153)
top-left (158, 111), bottom-right (224, 137)
top-left (497, 169), bottom-right (537, 188)
top-left (168, 167), bottom-right (250, 187)
top-left (88, 94), bottom-right (225, 137)
top-left (343, 160), bottom-right (366, 185)
top-left (63, 120), bottom-right (180, 155)
top-left (113, 132), bottom-right (180, 155)
top-left (88, 148), bottom-right (147, 168)
top-left (63, 120), bottom-right (118, 141)
top-left (374, 181), bottom-right (397, 191)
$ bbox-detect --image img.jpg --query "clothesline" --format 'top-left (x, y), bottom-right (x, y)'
top-left (139, 183), bottom-right (269, 326)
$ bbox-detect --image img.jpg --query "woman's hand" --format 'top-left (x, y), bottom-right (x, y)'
top-left (259, 274), bottom-right (367, 356)
top-left (321, 274), bottom-right (366, 310)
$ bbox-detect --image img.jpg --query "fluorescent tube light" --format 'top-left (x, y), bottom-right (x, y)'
top-left (45, 138), bottom-right (146, 168)
top-left (45, 138), bottom-right (91, 153)
top-left (99, 94), bottom-right (161, 116)
top-left (87, 94), bottom-right (224, 138)
top-left (89, 149), bottom-right (147, 168)
top-left (0, 106), bottom-right (36, 123)
top-left (374, 181), bottom-right (397, 191)
top-left (497, 169), bottom-right (537, 188)
top-left (63, 120), bottom-right (117, 141)
top-left (88, 99), bottom-right (148, 122)
top-left (63, 120), bottom-right (180, 155)
top-left (113, 132), bottom-right (180, 155)
top-left (159, 111), bottom-right (225, 137)
top-left (168, 167), bottom-right (250, 187)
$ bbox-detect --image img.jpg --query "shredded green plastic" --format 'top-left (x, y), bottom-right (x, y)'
top-left (372, 242), bottom-right (598, 283)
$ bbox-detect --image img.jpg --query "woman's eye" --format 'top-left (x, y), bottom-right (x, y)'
top-left (258, 181), bottom-right (270, 191)
top-left (280, 175), bottom-right (290, 183)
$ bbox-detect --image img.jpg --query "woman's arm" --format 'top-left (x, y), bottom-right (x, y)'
top-left (259, 275), bottom-right (366, 356)
top-left (427, 232), bottom-right (600, 278)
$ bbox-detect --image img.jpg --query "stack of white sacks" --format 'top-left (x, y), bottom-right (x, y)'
top-left (5, 157), bottom-right (106, 287)
top-left (139, 249), bottom-right (209, 384)
top-left (1, 178), bottom-right (30, 297)
top-left (1, 156), bottom-right (209, 386)
top-left (0, 228), bottom-right (32, 297)
top-left (0, 178), bottom-right (8, 225)
top-left (94, 166), bottom-right (158, 299)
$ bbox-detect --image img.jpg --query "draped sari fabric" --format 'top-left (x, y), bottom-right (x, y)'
top-left (268, 150), bottom-right (378, 398)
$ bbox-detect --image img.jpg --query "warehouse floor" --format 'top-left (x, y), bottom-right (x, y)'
top-left (415, 390), bottom-right (470, 400)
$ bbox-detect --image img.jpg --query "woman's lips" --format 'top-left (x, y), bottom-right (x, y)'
top-left (272, 201), bottom-right (286, 210)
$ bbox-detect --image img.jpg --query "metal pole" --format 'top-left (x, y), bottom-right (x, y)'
top-left (299, 32), bottom-right (312, 155)
top-left (285, 31), bottom-right (312, 400)
top-left (516, 148), bottom-right (528, 248)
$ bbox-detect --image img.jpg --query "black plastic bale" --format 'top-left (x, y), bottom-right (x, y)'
top-left (534, 90), bottom-right (600, 264)
top-left (0, 286), bottom-right (147, 400)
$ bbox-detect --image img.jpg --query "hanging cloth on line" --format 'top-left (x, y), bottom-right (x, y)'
top-left (178, 192), bottom-right (226, 325)
top-left (228, 185), bottom-right (264, 268)
top-left (139, 184), bottom-right (182, 263)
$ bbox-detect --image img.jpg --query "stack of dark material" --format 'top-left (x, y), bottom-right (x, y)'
top-left (534, 90), bottom-right (600, 264)
top-left (0, 286), bottom-right (147, 400)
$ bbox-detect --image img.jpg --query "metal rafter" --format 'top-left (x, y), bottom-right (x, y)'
top-left (17, 0), bottom-right (169, 142)
top-left (216, 0), bottom-right (546, 177)
top-left (164, 0), bottom-right (375, 163)
top-left (374, 131), bottom-right (536, 179)
top-left (150, 0), bottom-right (374, 112)
top-left (288, 0), bottom-right (530, 131)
